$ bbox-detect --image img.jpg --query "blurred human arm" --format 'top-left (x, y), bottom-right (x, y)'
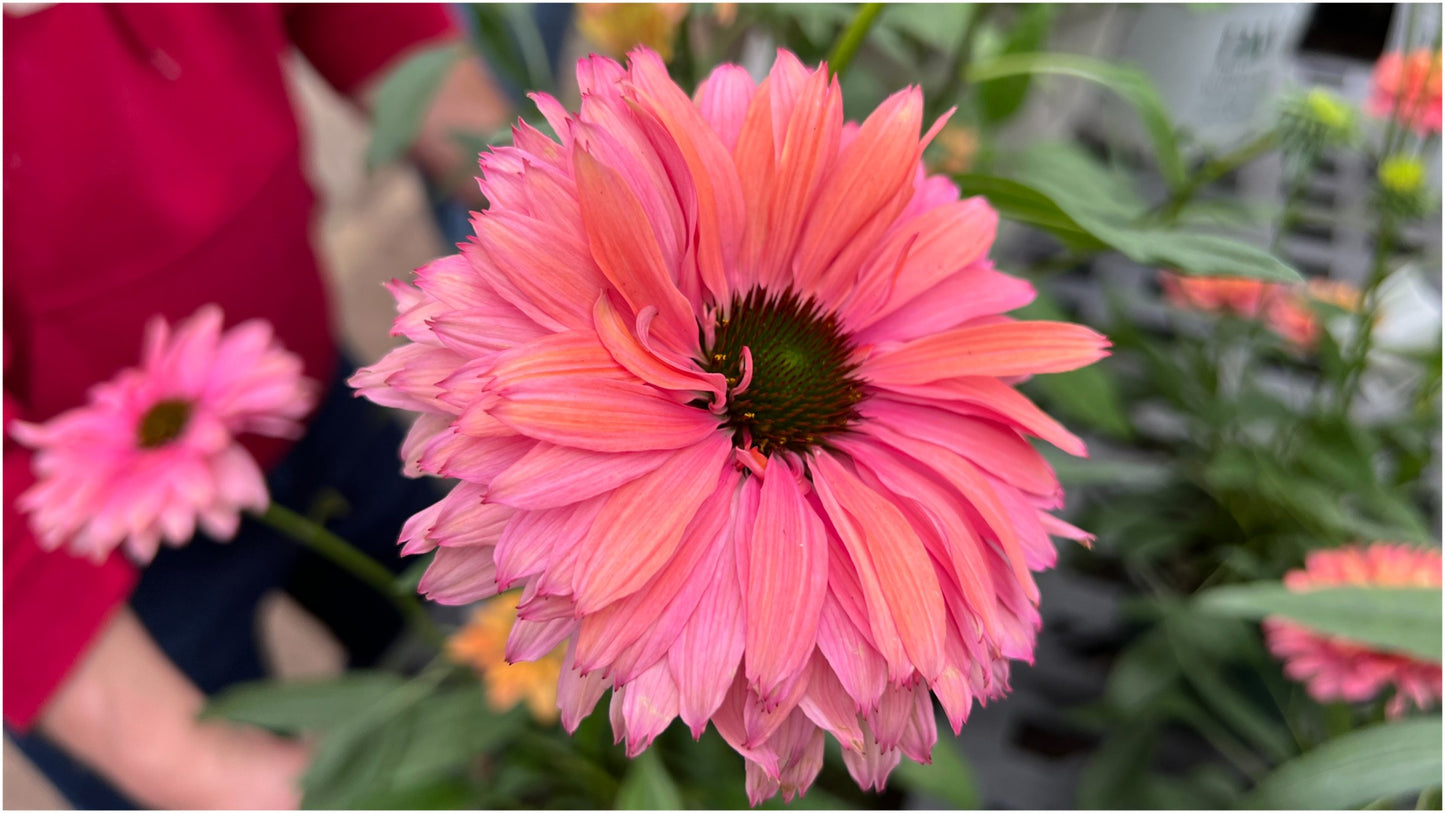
top-left (37, 606), bottom-right (311, 810)
top-left (284, 3), bottom-right (515, 210)
top-left (393, 47), bottom-right (515, 208)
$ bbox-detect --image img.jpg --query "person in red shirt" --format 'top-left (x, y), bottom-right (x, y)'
top-left (4, 4), bottom-right (513, 807)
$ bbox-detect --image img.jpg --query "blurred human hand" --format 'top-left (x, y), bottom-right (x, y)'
top-left (38, 607), bottom-right (311, 809)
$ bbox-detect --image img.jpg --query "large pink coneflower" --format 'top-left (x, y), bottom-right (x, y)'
top-left (12, 306), bottom-right (315, 564)
top-left (355, 47), bottom-right (1108, 802)
top-left (1264, 543), bottom-right (1442, 718)
top-left (1367, 49), bottom-right (1443, 136)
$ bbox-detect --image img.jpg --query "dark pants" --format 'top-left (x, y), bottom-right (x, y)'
top-left (7, 358), bottom-right (440, 809)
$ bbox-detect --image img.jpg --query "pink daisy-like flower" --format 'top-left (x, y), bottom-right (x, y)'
top-left (1264, 543), bottom-right (1442, 718)
top-left (1367, 49), bottom-right (1443, 136)
top-left (1160, 271), bottom-right (1275, 318)
top-left (12, 305), bottom-right (315, 564)
top-left (354, 48), bottom-right (1108, 802)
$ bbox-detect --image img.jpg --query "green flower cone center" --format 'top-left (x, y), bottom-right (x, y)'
top-left (138, 398), bottom-right (193, 448)
top-left (701, 288), bottom-right (864, 454)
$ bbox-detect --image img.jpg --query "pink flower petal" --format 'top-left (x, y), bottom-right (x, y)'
top-left (572, 433), bottom-right (732, 613)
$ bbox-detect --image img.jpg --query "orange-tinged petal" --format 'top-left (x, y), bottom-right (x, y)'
top-left (627, 48), bottom-right (747, 307)
top-left (572, 432), bottom-right (732, 613)
top-left (757, 65), bottom-right (842, 289)
top-left (867, 423), bottom-right (1038, 604)
top-left (593, 293), bottom-right (726, 403)
top-left (574, 467), bottom-right (735, 676)
top-left (838, 435), bottom-right (1001, 642)
top-left (877, 375), bottom-right (1088, 457)
top-left (810, 452), bottom-right (946, 682)
top-left (486, 442), bottom-right (672, 510)
top-left (489, 376), bottom-right (720, 452)
top-left (861, 320), bottom-right (1111, 386)
top-left (744, 463), bottom-right (829, 705)
top-left (573, 146), bottom-right (697, 354)
top-left (864, 398), bottom-right (1060, 497)
top-left (793, 87), bottom-right (923, 302)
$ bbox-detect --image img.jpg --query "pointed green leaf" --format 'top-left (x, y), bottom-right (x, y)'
top-left (1197, 583), bottom-right (1442, 662)
top-left (366, 43), bottom-right (463, 169)
top-left (615, 749), bottom-right (683, 810)
top-left (1242, 716), bottom-right (1442, 809)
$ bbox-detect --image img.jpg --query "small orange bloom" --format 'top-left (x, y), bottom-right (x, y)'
top-left (1368, 49), bottom-right (1443, 135)
top-left (576, 3), bottom-right (689, 61)
top-left (448, 594), bottom-right (565, 723)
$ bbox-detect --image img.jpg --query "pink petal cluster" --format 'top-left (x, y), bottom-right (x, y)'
top-left (12, 305), bottom-right (315, 563)
top-left (1264, 543), bottom-right (1442, 718)
top-left (1367, 49), bottom-right (1443, 135)
top-left (354, 48), bottom-right (1108, 802)
top-left (1160, 271), bottom-right (1272, 318)
top-left (1160, 272), bottom-right (1361, 352)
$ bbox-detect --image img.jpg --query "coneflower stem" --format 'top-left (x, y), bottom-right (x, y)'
top-left (1154, 129), bottom-right (1278, 223)
top-left (254, 502), bottom-right (447, 650)
top-left (827, 3), bottom-right (885, 79)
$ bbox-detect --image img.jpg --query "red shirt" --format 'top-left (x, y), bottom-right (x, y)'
top-left (3, 3), bottom-right (458, 729)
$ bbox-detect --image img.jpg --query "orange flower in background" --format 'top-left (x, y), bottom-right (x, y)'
top-left (929, 123), bottom-right (979, 175)
top-left (576, 3), bottom-right (689, 61)
top-left (1263, 543), bottom-right (1442, 718)
top-left (1368, 49), bottom-right (1443, 135)
top-left (1160, 271), bottom-right (1274, 318)
top-left (448, 593), bottom-right (566, 723)
top-left (1262, 279), bottom-right (1364, 350)
top-left (1161, 271), bottom-right (1366, 352)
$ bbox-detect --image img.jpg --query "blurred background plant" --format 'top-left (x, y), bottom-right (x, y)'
top-left (199, 3), bottom-right (1441, 808)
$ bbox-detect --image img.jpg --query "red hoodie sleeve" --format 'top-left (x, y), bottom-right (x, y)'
top-left (4, 333), bottom-right (138, 731)
top-left (282, 3), bottom-right (462, 98)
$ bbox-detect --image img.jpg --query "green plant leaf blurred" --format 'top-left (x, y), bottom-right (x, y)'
top-left (975, 5), bottom-right (1055, 124)
top-left (958, 143), bottom-right (1302, 282)
top-left (891, 737), bottom-right (981, 808)
top-left (1196, 583), bottom-right (1443, 662)
top-left (202, 671), bottom-right (407, 733)
top-left (1242, 715), bottom-right (1443, 809)
top-left (967, 51), bottom-right (1184, 187)
top-left (365, 43), bottom-right (463, 169)
top-left (615, 748), bottom-right (684, 810)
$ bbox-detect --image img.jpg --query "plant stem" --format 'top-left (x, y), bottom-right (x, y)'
top-left (254, 502), bottom-right (447, 650)
top-left (1335, 210), bottom-right (1397, 417)
top-left (1154, 129), bottom-right (1279, 223)
top-left (826, 2), bottom-right (885, 79)
top-left (925, 4), bottom-right (996, 123)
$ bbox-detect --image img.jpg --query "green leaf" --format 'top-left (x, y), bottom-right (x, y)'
top-left (388, 686), bottom-right (525, 788)
top-left (202, 672), bottom-right (407, 734)
top-left (1124, 231), bottom-right (1300, 283)
top-left (958, 146), bottom-right (1302, 282)
top-left (615, 748), bottom-right (683, 810)
top-left (1196, 583), bottom-right (1442, 662)
top-left (967, 52), bottom-right (1185, 188)
top-left (1242, 716), bottom-right (1443, 809)
top-left (366, 43), bottom-right (463, 169)
top-left (953, 173), bottom-right (1105, 249)
top-left (975, 5), bottom-right (1055, 124)
top-left (891, 737), bottom-right (981, 808)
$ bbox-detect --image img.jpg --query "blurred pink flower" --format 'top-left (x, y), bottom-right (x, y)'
top-left (1160, 271), bottom-right (1274, 318)
top-left (1161, 272), bottom-right (1365, 352)
top-left (355, 47), bottom-right (1107, 802)
top-left (12, 305), bottom-right (315, 564)
top-left (1367, 49), bottom-right (1443, 135)
top-left (1264, 543), bottom-right (1442, 718)
top-left (1261, 279), bottom-right (1364, 351)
